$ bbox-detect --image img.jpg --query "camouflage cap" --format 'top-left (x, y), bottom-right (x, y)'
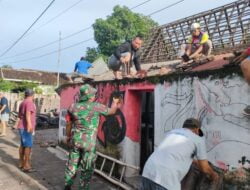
top-left (79, 84), bottom-right (97, 99)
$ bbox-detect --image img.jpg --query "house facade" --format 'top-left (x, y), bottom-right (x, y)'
top-left (57, 0), bottom-right (250, 187)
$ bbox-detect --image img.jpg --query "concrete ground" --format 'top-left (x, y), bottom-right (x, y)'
top-left (0, 127), bottom-right (118, 190)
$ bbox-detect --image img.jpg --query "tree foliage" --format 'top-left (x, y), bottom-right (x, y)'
top-left (0, 79), bottom-right (38, 93)
top-left (87, 6), bottom-right (157, 60)
top-left (13, 81), bottom-right (38, 93)
top-left (85, 47), bottom-right (101, 63)
top-left (0, 80), bottom-right (16, 92)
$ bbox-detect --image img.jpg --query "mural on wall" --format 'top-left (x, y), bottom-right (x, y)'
top-left (58, 84), bottom-right (127, 146)
top-left (98, 90), bottom-right (126, 147)
top-left (155, 76), bottom-right (250, 187)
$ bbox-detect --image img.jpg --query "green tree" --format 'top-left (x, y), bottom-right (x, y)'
top-left (85, 47), bottom-right (100, 62)
top-left (90, 5), bottom-right (157, 58)
top-left (0, 80), bottom-right (15, 92)
top-left (13, 81), bottom-right (38, 92)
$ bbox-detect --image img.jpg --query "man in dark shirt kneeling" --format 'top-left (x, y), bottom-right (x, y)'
top-left (108, 36), bottom-right (146, 79)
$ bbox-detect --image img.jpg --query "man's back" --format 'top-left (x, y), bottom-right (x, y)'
top-left (18, 99), bottom-right (36, 130)
top-left (142, 128), bottom-right (206, 190)
top-left (74, 60), bottom-right (92, 74)
top-left (68, 101), bottom-right (109, 151)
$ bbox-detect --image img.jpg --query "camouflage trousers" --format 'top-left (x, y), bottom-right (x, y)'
top-left (65, 147), bottom-right (96, 190)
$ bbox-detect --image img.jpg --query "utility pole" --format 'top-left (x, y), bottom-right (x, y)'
top-left (57, 31), bottom-right (61, 87)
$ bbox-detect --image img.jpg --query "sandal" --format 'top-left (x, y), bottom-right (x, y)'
top-left (22, 168), bottom-right (37, 173)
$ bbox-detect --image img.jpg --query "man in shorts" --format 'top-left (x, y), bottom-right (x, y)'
top-left (16, 89), bottom-right (36, 172)
top-left (180, 23), bottom-right (212, 63)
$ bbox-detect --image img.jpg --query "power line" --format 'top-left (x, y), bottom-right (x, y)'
top-left (0, 0), bottom-right (151, 61)
top-left (0, 26), bottom-right (92, 60)
top-left (26, 0), bottom-right (85, 37)
top-left (0, 0), bottom-right (56, 58)
top-left (0, 37), bottom-right (93, 64)
top-left (147, 0), bottom-right (184, 16)
top-left (130, 0), bottom-right (152, 10)
top-left (0, 0), bottom-right (185, 65)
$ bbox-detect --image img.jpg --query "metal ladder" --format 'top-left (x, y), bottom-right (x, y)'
top-left (94, 151), bottom-right (140, 190)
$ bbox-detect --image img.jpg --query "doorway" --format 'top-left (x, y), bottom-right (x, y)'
top-left (140, 91), bottom-right (154, 173)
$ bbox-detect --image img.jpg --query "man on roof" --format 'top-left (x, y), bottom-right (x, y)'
top-left (233, 46), bottom-right (250, 115)
top-left (108, 36), bottom-right (147, 79)
top-left (67, 57), bottom-right (93, 83)
top-left (233, 47), bottom-right (250, 84)
top-left (180, 23), bottom-right (212, 63)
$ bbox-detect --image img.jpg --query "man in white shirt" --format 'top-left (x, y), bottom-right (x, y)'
top-left (141, 118), bottom-right (219, 190)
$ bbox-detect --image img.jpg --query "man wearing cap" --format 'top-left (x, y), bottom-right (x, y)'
top-left (180, 23), bottom-right (212, 63)
top-left (15, 89), bottom-right (36, 172)
top-left (64, 84), bottom-right (121, 190)
top-left (141, 118), bottom-right (219, 190)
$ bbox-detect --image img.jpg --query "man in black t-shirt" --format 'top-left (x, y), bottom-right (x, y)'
top-left (0, 93), bottom-right (10, 136)
top-left (108, 36), bottom-right (147, 79)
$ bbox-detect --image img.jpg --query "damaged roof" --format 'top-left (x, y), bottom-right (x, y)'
top-left (91, 52), bottom-right (239, 82)
top-left (56, 52), bottom-right (242, 95)
top-left (57, 0), bottom-right (249, 90)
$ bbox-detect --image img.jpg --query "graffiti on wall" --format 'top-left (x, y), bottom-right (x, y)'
top-left (58, 84), bottom-right (127, 146)
top-left (155, 76), bottom-right (250, 171)
top-left (97, 88), bottom-right (126, 146)
top-left (98, 91), bottom-right (126, 146)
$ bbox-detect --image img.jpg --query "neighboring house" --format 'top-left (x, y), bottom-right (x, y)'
top-left (57, 1), bottom-right (250, 188)
top-left (0, 68), bottom-right (70, 86)
top-left (0, 68), bottom-right (70, 92)
top-left (0, 68), bottom-right (70, 113)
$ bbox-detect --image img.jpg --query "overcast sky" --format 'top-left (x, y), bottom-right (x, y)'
top-left (0, 0), bottom-right (236, 73)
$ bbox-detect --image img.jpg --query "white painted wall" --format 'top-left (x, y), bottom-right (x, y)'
top-left (155, 76), bottom-right (250, 170)
top-left (120, 137), bottom-right (140, 176)
top-left (58, 108), bottom-right (67, 143)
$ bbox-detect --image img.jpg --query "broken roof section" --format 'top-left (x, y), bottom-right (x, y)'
top-left (56, 0), bottom-right (248, 87)
top-left (0, 68), bottom-right (70, 86)
top-left (90, 0), bottom-right (249, 82)
top-left (88, 57), bottom-right (109, 77)
top-left (140, 0), bottom-right (250, 64)
top-left (92, 53), bottom-right (239, 82)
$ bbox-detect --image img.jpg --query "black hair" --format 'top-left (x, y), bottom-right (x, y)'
top-left (182, 118), bottom-right (200, 129)
top-left (133, 35), bottom-right (143, 41)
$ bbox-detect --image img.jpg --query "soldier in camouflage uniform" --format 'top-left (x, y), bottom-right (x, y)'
top-left (64, 84), bottom-right (120, 190)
